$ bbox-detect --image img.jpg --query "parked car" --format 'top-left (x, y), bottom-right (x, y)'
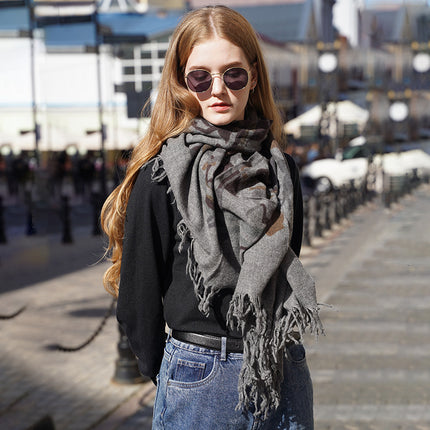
top-left (373, 148), bottom-right (430, 181)
top-left (300, 136), bottom-right (372, 193)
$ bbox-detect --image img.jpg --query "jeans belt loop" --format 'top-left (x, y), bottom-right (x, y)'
top-left (221, 336), bottom-right (227, 361)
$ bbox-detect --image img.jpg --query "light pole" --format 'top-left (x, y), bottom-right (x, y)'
top-left (411, 44), bottom-right (430, 139)
top-left (388, 100), bottom-right (409, 123)
top-left (387, 89), bottom-right (410, 144)
top-left (412, 51), bottom-right (430, 76)
top-left (26, 0), bottom-right (40, 166)
top-left (317, 43), bottom-right (339, 156)
top-left (94, 3), bottom-right (107, 198)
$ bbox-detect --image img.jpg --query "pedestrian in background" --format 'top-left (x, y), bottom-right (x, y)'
top-left (101, 6), bottom-right (323, 429)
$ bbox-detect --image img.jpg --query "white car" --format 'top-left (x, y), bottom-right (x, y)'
top-left (300, 137), bottom-right (371, 192)
top-left (373, 149), bottom-right (430, 180)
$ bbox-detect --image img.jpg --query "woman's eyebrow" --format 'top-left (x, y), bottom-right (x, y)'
top-left (187, 61), bottom-right (246, 71)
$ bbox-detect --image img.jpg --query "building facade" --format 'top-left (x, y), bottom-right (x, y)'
top-left (1, 0), bottom-right (429, 162)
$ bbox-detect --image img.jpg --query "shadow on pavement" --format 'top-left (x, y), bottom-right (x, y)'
top-left (0, 232), bottom-right (107, 294)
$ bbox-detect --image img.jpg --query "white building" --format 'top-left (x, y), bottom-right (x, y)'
top-left (0, 1), bottom-right (182, 156)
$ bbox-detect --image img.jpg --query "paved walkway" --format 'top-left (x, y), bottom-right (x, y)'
top-left (0, 223), bottom-right (154, 430)
top-left (0, 184), bottom-right (429, 429)
top-left (304, 184), bottom-right (430, 430)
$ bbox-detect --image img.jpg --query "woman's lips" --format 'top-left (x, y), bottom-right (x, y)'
top-left (210, 103), bottom-right (231, 112)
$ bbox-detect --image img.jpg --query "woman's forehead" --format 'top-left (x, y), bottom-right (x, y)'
top-left (185, 37), bottom-right (249, 71)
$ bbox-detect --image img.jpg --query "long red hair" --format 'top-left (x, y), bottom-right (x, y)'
top-left (101, 5), bottom-right (283, 297)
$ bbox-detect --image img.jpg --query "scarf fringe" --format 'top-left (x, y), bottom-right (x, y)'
top-left (152, 155), bottom-right (216, 317)
top-left (151, 156), bottom-right (175, 203)
top-left (227, 294), bottom-right (281, 419)
top-left (151, 155), bottom-right (166, 182)
top-left (274, 306), bottom-right (325, 348)
top-left (227, 292), bottom-right (324, 419)
top-left (151, 155), bottom-right (209, 309)
top-left (177, 219), bottom-right (215, 316)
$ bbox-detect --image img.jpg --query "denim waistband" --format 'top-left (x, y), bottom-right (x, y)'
top-left (172, 330), bottom-right (243, 353)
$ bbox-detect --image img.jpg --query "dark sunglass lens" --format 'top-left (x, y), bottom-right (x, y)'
top-left (224, 68), bottom-right (248, 90)
top-left (187, 70), bottom-right (212, 92)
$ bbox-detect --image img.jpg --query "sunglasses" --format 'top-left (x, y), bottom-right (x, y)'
top-left (185, 67), bottom-right (250, 93)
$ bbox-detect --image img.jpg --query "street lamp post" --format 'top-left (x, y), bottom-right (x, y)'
top-left (82, 3), bottom-right (109, 239)
top-left (387, 90), bottom-right (410, 143)
top-left (26, 0), bottom-right (40, 166)
top-left (317, 43), bottom-right (339, 156)
top-left (94, 4), bottom-right (107, 198)
top-left (411, 43), bottom-right (430, 139)
top-left (412, 51), bottom-right (430, 77)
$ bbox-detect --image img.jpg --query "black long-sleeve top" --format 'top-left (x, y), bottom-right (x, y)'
top-left (116, 153), bottom-right (303, 380)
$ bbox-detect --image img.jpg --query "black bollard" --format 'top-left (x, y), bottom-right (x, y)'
top-left (26, 415), bottom-right (55, 430)
top-left (25, 190), bottom-right (36, 236)
top-left (363, 176), bottom-right (370, 203)
top-left (333, 189), bottom-right (341, 224)
top-left (405, 173), bottom-right (412, 196)
top-left (313, 192), bottom-right (323, 238)
top-left (339, 185), bottom-right (348, 219)
top-left (360, 182), bottom-right (366, 205)
top-left (323, 192), bottom-right (332, 231)
top-left (383, 184), bottom-right (391, 208)
top-left (302, 194), bottom-right (312, 247)
top-left (112, 323), bottom-right (147, 385)
top-left (91, 191), bottom-right (102, 236)
top-left (0, 196), bottom-right (7, 244)
top-left (345, 181), bottom-right (355, 215)
top-left (61, 195), bottom-right (73, 244)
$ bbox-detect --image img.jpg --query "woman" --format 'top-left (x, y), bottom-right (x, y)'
top-left (101, 6), bottom-right (323, 429)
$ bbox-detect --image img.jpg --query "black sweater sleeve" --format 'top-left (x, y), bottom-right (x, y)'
top-left (116, 162), bottom-right (173, 379)
top-left (285, 153), bottom-right (303, 257)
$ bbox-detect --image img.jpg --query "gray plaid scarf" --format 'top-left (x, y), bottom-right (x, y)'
top-left (152, 114), bottom-right (323, 419)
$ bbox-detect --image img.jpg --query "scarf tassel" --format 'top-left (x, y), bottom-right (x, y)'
top-left (227, 294), bottom-right (281, 419)
top-left (151, 156), bottom-right (175, 203)
top-left (151, 155), bottom-right (166, 182)
top-left (227, 293), bottom-right (324, 419)
top-left (177, 220), bottom-right (216, 317)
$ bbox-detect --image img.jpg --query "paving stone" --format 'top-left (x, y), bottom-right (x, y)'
top-left (1, 185), bottom-right (429, 429)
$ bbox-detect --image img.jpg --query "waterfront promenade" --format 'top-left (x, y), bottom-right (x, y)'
top-left (0, 184), bottom-right (429, 429)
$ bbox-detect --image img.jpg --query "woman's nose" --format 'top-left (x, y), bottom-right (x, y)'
top-left (211, 75), bottom-right (226, 95)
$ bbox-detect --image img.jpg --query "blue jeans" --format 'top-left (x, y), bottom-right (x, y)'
top-left (152, 336), bottom-right (314, 429)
